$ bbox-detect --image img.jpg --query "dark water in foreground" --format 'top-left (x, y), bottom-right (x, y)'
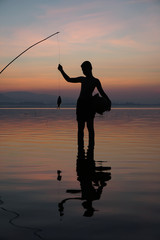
top-left (0, 108), bottom-right (160, 240)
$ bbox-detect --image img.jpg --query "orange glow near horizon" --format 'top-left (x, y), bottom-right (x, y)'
top-left (0, 71), bottom-right (159, 93)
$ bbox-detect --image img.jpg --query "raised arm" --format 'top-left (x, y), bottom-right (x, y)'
top-left (58, 64), bottom-right (82, 83)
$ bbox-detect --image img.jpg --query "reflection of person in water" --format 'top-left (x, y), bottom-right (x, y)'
top-left (77, 147), bottom-right (111, 217)
top-left (58, 147), bottom-right (111, 217)
top-left (58, 61), bottom-right (111, 148)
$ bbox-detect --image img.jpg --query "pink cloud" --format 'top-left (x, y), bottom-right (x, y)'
top-left (38, 1), bottom-right (107, 20)
top-left (63, 17), bottom-right (122, 44)
top-left (38, 5), bottom-right (76, 19)
top-left (108, 36), bottom-right (138, 48)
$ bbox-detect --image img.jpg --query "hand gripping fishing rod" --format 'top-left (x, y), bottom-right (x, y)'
top-left (0, 31), bottom-right (60, 74)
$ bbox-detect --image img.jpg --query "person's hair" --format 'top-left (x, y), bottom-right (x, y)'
top-left (81, 61), bottom-right (92, 70)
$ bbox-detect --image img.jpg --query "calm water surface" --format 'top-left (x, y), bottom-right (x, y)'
top-left (0, 108), bottom-right (160, 240)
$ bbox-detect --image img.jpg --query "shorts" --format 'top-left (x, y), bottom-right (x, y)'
top-left (76, 97), bottom-right (95, 121)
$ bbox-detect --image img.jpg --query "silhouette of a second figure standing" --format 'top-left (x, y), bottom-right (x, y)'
top-left (58, 61), bottom-right (111, 149)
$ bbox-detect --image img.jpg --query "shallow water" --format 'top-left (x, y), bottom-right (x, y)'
top-left (0, 108), bottom-right (160, 240)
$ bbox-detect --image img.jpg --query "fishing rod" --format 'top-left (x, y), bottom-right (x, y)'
top-left (0, 31), bottom-right (60, 74)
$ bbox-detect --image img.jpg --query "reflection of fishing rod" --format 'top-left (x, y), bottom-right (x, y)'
top-left (0, 31), bottom-right (60, 74)
top-left (1, 207), bottom-right (44, 239)
top-left (0, 196), bottom-right (44, 240)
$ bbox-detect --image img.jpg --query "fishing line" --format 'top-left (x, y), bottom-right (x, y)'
top-left (57, 33), bottom-right (61, 65)
top-left (56, 33), bottom-right (62, 108)
top-left (57, 33), bottom-right (61, 96)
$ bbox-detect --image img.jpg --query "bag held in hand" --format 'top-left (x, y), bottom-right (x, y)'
top-left (92, 94), bottom-right (111, 115)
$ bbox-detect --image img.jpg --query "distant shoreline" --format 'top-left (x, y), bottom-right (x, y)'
top-left (0, 105), bottom-right (160, 110)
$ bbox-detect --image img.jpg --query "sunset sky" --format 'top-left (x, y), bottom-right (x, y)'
top-left (0, 0), bottom-right (160, 104)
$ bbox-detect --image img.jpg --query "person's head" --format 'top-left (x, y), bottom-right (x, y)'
top-left (81, 61), bottom-right (92, 76)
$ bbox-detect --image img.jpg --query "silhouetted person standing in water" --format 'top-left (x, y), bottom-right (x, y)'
top-left (58, 61), bottom-right (111, 149)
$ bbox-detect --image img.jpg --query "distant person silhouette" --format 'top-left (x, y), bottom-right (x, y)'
top-left (58, 61), bottom-right (111, 148)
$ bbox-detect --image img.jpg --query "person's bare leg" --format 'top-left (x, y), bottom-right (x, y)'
top-left (87, 118), bottom-right (95, 148)
top-left (78, 120), bottom-right (85, 148)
